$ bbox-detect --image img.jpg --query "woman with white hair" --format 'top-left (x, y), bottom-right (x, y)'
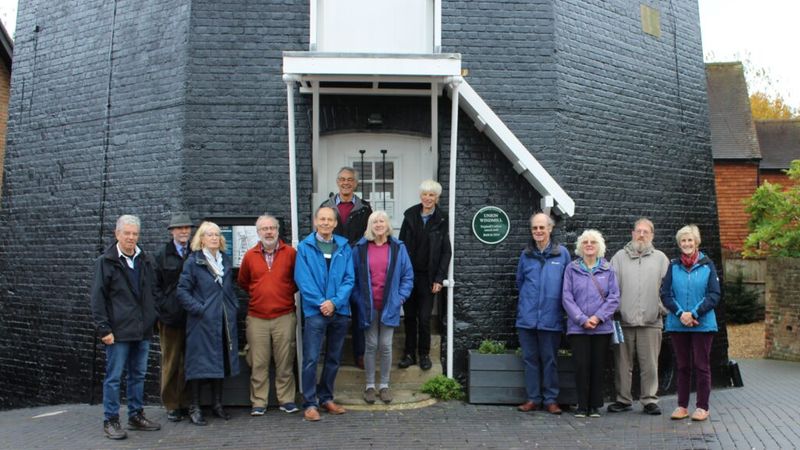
top-left (177, 221), bottom-right (240, 425)
top-left (660, 225), bottom-right (720, 422)
top-left (562, 229), bottom-right (620, 418)
top-left (351, 211), bottom-right (414, 403)
top-left (398, 180), bottom-right (452, 371)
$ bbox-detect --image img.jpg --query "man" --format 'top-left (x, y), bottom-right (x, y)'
top-left (294, 206), bottom-right (354, 422)
top-left (91, 215), bottom-right (161, 440)
top-left (514, 212), bottom-right (571, 415)
top-left (320, 166), bottom-right (372, 369)
top-left (398, 179), bottom-right (451, 371)
top-left (608, 218), bottom-right (670, 416)
top-left (154, 212), bottom-right (192, 422)
top-left (238, 214), bottom-right (299, 417)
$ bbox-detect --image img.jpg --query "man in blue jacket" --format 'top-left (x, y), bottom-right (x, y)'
top-left (515, 213), bottom-right (571, 415)
top-left (294, 206), bottom-right (355, 422)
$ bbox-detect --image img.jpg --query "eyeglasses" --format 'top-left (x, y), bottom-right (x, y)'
top-left (337, 177), bottom-right (356, 182)
top-left (633, 229), bottom-right (652, 235)
top-left (258, 226), bottom-right (278, 232)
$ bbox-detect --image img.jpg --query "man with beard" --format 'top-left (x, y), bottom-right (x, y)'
top-left (608, 218), bottom-right (670, 415)
top-left (238, 214), bottom-right (299, 416)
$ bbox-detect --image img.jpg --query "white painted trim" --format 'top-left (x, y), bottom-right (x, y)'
top-left (312, 81), bottom-right (320, 194)
top-left (446, 76), bottom-right (461, 379)
top-left (309, 0), bottom-right (317, 51)
top-left (283, 52), bottom-right (461, 77)
top-left (431, 81), bottom-right (439, 179)
top-left (450, 81), bottom-right (576, 217)
top-left (434, 0), bottom-right (442, 53)
top-left (298, 87), bottom-right (434, 96)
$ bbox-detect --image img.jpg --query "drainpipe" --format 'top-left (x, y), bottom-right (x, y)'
top-left (283, 74), bottom-right (303, 391)
top-left (445, 76), bottom-right (462, 378)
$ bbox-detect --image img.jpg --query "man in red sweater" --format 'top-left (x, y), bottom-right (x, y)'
top-left (237, 214), bottom-right (299, 416)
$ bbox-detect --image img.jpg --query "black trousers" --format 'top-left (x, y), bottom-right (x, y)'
top-left (403, 272), bottom-right (435, 357)
top-left (570, 333), bottom-right (611, 410)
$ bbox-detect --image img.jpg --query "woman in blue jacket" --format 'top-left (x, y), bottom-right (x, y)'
top-left (562, 229), bottom-right (620, 418)
top-left (661, 225), bottom-right (720, 422)
top-left (177, 221), bottom-right (240, 425)
top-left (352, 211), bottom-right (414, 404)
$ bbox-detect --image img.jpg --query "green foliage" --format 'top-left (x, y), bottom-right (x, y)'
top-left (723, 274), bottom-right (764, 324)
top-left (421, 375), bottom-right (465, 401)
top-left (477, 339), bottom-right (507, 354)
top-left (743, 160), bottom-right (800, 257)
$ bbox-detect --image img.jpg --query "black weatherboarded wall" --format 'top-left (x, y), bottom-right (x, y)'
top-left (0, 0), bottom-right (725, 407)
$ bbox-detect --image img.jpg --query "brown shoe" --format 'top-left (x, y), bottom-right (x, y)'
top-left (303, 407), bottom-right (321, 422)
top-left (517, 401), bottom-right (538, 412)
top-left (546, 403), bottom-right (562, 415)
top-left (321, 401), bottom-right (346, 415)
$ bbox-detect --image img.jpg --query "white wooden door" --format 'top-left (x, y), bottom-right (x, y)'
top-left (315, 133), bottom-right (435, 230)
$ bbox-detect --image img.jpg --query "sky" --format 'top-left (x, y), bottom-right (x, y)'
top-left (0, 1), bottom-right (796, 108)
top-left (699, 0), bottom-right (800, 110)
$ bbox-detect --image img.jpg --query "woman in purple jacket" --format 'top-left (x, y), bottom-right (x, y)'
top-left (562, 229), bottom-right (620, 418)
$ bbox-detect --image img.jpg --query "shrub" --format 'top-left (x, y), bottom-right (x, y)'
top-left (743, 160), bottom-right (800, 257)
top-left (421, 375), bottom-right (464, 401)
top-left (724, 273), bottom-right (764, 324)
top-left (477, 339), bottom-right (506, 354)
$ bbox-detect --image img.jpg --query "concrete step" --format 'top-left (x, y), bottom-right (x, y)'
top-left (339, 332), bottom-right (442, 366)
top-left (334, 389), bottom-right (436, 411)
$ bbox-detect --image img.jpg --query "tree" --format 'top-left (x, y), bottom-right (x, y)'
top-left (743, 160), bottom-right (800, 257)
top-left (750, 91), bottom-right (797, 120)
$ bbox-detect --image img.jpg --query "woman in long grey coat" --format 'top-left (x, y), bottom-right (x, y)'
top-left (178, 221), bottom-right (240, 425)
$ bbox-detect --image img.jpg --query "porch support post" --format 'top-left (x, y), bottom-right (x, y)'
top-left (284, 74), bottom-right (303, 392)
top-left (431, 81), bottom-right (438, 178)
top-left (445, 76), bottom-right (462, 378)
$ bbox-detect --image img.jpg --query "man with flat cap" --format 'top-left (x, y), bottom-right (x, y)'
top-left (155, 212), bottom-right (193, 422)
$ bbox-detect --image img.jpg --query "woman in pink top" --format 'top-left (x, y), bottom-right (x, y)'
top-left (351, 211), bottom-right (414, 404)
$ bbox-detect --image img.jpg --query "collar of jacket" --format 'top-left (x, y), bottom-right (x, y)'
top-left (103, 242), bottom-right (148, 265)
top-left (524, 240), bottom-right (563, 257)
top-left (569, 257), bottom-right (611, 273)
top-left (326, 194), bottom-right (371, 215)
top-left (301, 232), bottom-right (349, 252)
top-left (622, 241), bottom-right (655, 259)
top-left (404, 203), bottom-right (445, 225)
top-left (671, 251), bottom-right (712, 271)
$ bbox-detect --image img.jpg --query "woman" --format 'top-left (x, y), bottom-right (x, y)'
top-left (398, 180), bottom-right (452, 371)
top-left (177, 221), bottom-right (240, 425)
top-left (661, 225), bottom-right (720, 422)
top-left (352, 211), bottom-right (414, 404)
top-left (562, 229), bottom-right (619, 418)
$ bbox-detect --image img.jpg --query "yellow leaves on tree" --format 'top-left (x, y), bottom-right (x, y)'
top-left (750, 91), bottom-right (798, 120)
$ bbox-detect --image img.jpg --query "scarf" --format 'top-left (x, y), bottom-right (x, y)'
top-left (203, 248), bottom-right (225, 285)
top-left (680, 251), bottom-right (699, 269)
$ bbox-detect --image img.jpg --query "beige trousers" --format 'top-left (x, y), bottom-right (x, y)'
top-left (612, 326), bottom-right (662, 406)
top-left (245, 313), bottom-right (297, 407)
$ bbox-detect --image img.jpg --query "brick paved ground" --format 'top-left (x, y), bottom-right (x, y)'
top-left (0, 359), bottom-right (797, 450)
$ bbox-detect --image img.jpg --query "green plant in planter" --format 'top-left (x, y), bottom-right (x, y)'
top-left (478, 339), bottom-right (506, 354)
top-left (421, 375), bottom-right (465, 401)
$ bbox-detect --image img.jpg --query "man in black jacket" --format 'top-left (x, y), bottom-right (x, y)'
top-left (154, 213), bottom-right (193, 422)
top-left (91, 215), bottom-right (161, 440)
top-left (320, 167), bottom-right (372, 368)
top-left (398, 180), bottom-right (452, 371)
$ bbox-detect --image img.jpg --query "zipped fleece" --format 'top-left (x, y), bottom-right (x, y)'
top-left (609, 243), bottom-right (670, 328)
top-left (660, 252), bottom-right (720, 333)
top-left (294, 232), bottom-right (354, 318)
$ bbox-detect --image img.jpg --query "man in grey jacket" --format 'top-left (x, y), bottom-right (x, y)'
top-left (608, 218), bottom-right (670, 415)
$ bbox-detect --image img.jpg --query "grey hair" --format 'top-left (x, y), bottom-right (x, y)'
top-left (116, 214), bottom-right (141, 231)
top-left (337, 166), bottom-right (359, 182)
top-left (575, 229), bottom-right (607, 258)
top-left (634, 217), bottom-right (655, 233)
top-left (530, 212), bottom-right (555, 228)
top-left (364, 210), bottom-right (394, 241)
top-left (419, 179), bottom-right (442, 196)
top-left (256, 214), bottom-right (279, 230)
top-left (315, 205), bottom-right (338, 220)
top-left (675, 224), bottom-right (701, 246)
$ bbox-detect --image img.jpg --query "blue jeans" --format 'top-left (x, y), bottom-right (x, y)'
top-left (302, 313), bottom-right (349, 409)
top-left (518, 328), bottom-right (561, 405)
top-left (103, 340), bottom-right (150, 420)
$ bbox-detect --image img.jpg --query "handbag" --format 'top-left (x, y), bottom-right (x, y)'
top-left (589, 271), bottom-right (624, 344)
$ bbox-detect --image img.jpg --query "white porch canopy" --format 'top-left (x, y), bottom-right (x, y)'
top-left (282, 51), bottom-right (575, 381)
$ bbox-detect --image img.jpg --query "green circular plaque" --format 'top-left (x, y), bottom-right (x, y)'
top-left (472, 206), bottom-right (510, 245)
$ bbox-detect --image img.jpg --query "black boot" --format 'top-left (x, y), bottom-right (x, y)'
top-left (188, 380), bottom-right (207, 426)
top-left (211, 379), bottom-right (230, 420)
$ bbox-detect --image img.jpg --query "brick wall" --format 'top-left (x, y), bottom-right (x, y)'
top-left (764, 257), bottom-right (800, 361)
top-left (714, 161), bottom-right (759, 251)
top-left (760, 171), bottom-right (797, 189)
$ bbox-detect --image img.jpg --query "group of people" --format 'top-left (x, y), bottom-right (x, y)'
top-left (90, 167), bottom-right (451, 439)
top-left (516, 214), bottom-right (720, 421)
top-left (90, 166), bottom-right (720, 440)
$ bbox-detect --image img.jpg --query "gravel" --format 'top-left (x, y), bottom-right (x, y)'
top-left (726, 321), bottom-right (765, 359)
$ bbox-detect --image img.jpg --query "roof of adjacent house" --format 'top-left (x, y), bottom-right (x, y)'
top-left (706, 62), bottom-right (761, 160)
top-left (756, 120), bottom-right (800, 170)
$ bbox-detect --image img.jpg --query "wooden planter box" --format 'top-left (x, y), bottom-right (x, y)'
top-left (468, 350), bottom-right (577, 405)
